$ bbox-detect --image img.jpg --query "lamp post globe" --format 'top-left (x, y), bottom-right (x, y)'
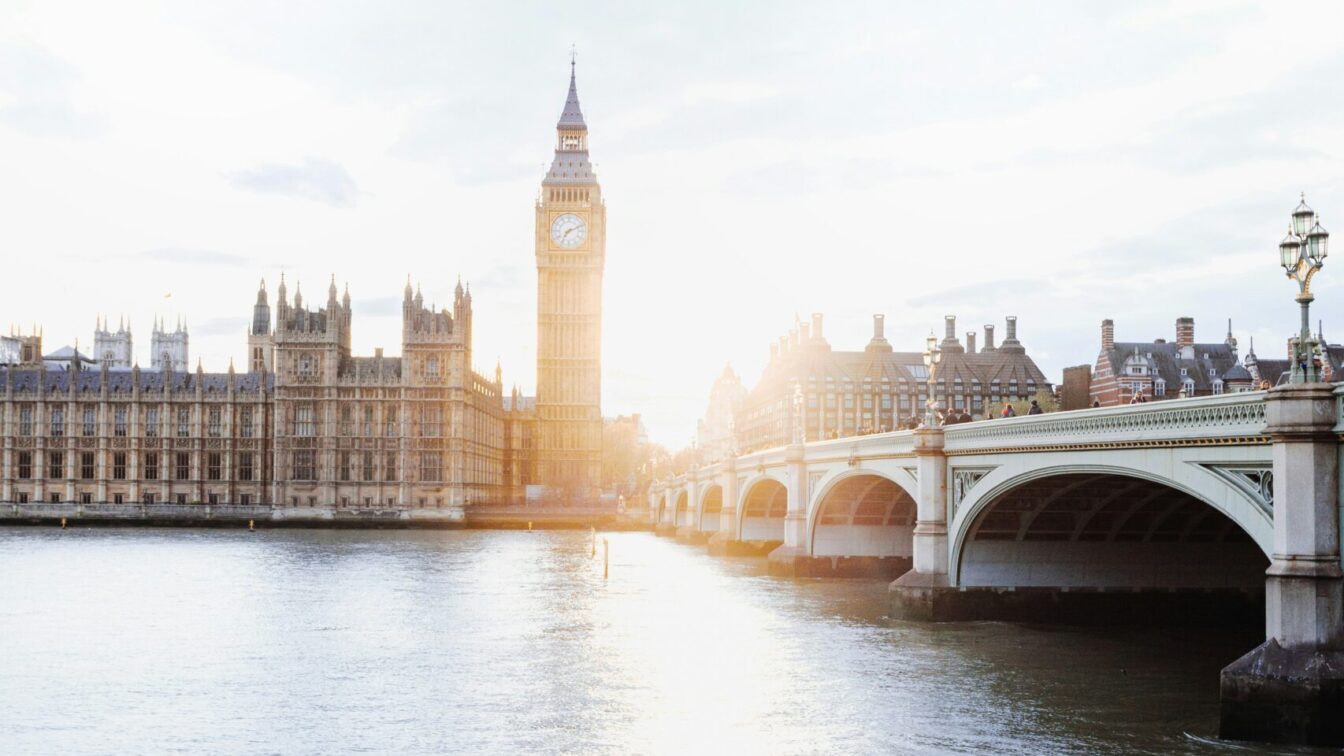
top-left (1307, 220), bottom-right (1330, 265)
top-left (1293, 194), bottom-right (1315, 236)
top-left (1281, 230), bottom-right (1302, 272)
top-left (1279, 194), bottom-right (1328, 383)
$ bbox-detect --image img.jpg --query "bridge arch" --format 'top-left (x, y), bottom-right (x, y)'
top-left (951, 467), bottom-right (1271, 590)
top-left (698, 484), bottom-right (722, 532)
top-left (655, 493), bottom-right (668, 524)
top-left (738, 476), bottom-right (787, 542)
top-left (807, 470), bottom-right (916, 558)
top-left (673, 490), bottom-right (690, 528)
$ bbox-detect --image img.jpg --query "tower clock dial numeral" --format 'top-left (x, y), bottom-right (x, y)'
top-left (550, 213), bottom-right (587, 248)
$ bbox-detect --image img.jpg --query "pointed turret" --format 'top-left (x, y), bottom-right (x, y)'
top-left (277, 273), bottom-right (288, 306)
top-left (252, 278), bottom-right (271, 336)
top-left (328, 273), bottom-right (338, 305)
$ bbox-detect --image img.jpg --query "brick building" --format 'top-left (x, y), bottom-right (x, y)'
top-left (1088, 317), bottom-right (1256, 406)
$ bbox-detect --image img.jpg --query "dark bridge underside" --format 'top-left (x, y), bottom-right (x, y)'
top-left (969, 473), bottom-right (1257, 546)
top-left (895, 473), bottom-right (1270, 625)
top-left (802, 475), bottom-right (916, 578)
top-left (740, 480), bottom-right (786, 543)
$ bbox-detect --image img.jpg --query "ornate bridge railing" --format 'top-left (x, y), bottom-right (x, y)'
top-left (652, 392), bottom-right (1275, 495)
top-left (943, 391), bottom-right (1270, 454)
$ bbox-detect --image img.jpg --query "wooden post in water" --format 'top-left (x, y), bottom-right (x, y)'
top-left (603, 538), bottom-right (609, 579)
top-left (591, 526), bottom-right (597, 557)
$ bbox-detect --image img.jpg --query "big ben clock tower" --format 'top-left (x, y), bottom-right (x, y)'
top-left (535, 57), bottom-right (605, 501)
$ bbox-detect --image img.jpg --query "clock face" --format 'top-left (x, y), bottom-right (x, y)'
top-left (550, 213), bottom-right (587, 248)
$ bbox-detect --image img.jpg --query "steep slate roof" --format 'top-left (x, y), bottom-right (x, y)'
top-left (0, 367), bottom-right (272, 393)
top-left (557, 62), bottom-right (586, 130)
top-left (544, 64), bottom-right (597, 187)
top-left (747, 336), bottom-right (1050, 403)
top-left (1106, 340), bottom-right (1240, 393)
top-left (341, 356), bottom-right (403, 381)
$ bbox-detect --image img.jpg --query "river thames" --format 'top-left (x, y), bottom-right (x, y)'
top-left (0, 527), bottom-right (1316, 755)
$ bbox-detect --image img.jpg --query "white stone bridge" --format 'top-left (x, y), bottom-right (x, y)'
top-left (646, 385), bottom-right (1344, 744)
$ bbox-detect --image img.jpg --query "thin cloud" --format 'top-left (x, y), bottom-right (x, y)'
top-left (0, 42), bottom-right (105, 139)
top-left (227, 158), bottom-right (359, 207)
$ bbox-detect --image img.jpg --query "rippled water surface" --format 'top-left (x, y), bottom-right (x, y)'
top-left (0, 528), bottom-right (1317, 754)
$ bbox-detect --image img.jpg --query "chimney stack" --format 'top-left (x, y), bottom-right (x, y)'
top-left (983, 324), bottom-right (996, 351)
top-left (1176, 317), bottom-right (1194, 348)
top-left (966, 331), bottom-right (977, 354)
top-left (941, 315), bottom-right (964, 353)
top-left (866, 314), bottom-right (893, 353)
top-left (1102, 319), bottom-right (1115, 351)
top-left (998, 316), bottom-right (1024, 354)
top-left (811, 313), bottom-right (823, 341)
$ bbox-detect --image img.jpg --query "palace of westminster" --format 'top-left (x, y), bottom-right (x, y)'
top-left (0, 63), bottom-right (606, 511)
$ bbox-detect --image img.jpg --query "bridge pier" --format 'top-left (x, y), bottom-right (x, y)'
top-left (675, 526), bottom-right (710, 544)
top-left (766, 444), bottom-right (812, 576)
top-left (1220, 384), bottom-right (1344, 746)
top-left (888, 426), bottom-right (952, 617)
top-left (706, 465), bottom-right (741, 555)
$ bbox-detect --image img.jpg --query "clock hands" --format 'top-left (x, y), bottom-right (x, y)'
top-left (553, 215), bottom-right (584, 246)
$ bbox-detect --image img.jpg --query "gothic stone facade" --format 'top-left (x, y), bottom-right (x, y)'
top-left (0, 63), bottom-right (608, 508)
top-left (0, 366), bottom-right (273, 507)
top-left (0, 276), bottom-right (508, 510)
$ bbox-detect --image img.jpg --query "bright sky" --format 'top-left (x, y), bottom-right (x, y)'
top-left (3, 1), bottom-right (1343, 447)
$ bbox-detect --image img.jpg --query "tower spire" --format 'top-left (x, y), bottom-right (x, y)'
top-left (557, 50), bottom-right (586, 131)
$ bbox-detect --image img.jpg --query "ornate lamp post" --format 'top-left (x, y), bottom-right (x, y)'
top-left (1279, 194), bottom-right (1329, 383)
top-left (923, 333), bottom-right (943, 427)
